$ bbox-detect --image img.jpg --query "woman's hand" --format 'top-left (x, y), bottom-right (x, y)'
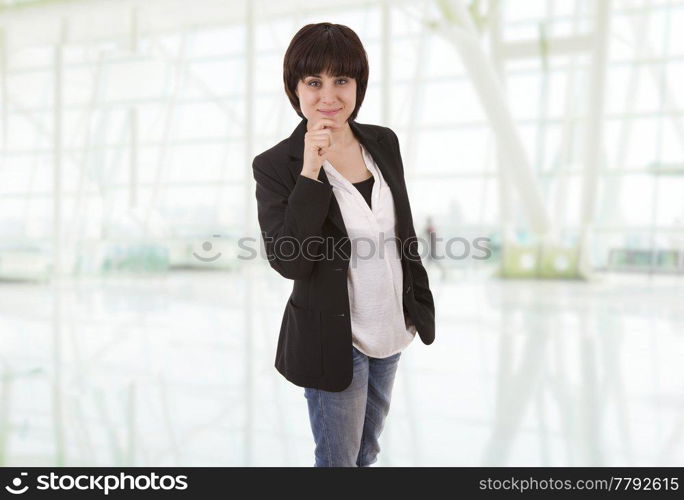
top-left (301, 117), bottom-right (338, 180)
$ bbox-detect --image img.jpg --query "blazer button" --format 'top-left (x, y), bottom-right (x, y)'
top-left (334, 267), bottom-right (344, 271)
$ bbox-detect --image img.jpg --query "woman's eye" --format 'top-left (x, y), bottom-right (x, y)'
top-left (306, 79), bottom-right (348, 87)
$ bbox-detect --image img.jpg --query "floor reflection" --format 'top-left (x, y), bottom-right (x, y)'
top-left (0, 268), bottom-right (682, 466)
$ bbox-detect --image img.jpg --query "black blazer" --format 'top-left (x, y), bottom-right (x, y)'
top-left (252, 117), bottom-right (435, 392)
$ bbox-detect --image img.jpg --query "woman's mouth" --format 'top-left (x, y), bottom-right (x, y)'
top-left (319, 108), bottom-right (341, 116)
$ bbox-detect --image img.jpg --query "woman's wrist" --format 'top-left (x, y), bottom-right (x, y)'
top-left (300, 168), bottom-right (322, 182)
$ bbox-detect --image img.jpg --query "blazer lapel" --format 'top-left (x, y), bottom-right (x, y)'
top-left (286, 117), bottom-right (409, 240)
top-left (349, 120), bottom-right (410, 241)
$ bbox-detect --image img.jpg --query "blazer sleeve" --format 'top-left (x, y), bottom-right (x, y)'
top-left (386, 128), bottom-right (435, 318)
top-left (252, 153), bottom-right (332, 280)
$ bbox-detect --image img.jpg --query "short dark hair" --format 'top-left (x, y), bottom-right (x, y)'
top-left (283, 23), bottom-right (369, 122)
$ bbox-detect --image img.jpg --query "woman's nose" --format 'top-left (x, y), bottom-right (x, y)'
top-left (319, 94), bottom-right (337, 105)
top-left (319, 87), bottom-right (337, 103)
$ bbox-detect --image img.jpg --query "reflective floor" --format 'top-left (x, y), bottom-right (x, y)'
top-left (1, 264), bottom-right (683, 466)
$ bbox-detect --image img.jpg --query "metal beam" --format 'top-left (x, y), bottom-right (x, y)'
top-left (500, 34), bottom-right (594, 60)
top-left (433, 0), bottom-right (552, 234)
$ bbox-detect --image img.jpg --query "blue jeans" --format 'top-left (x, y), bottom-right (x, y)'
top-left (304, 345), bottom-right (401, 467)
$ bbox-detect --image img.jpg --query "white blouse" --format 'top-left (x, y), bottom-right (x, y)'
top-left (322, 143), bottom-right (416, 358)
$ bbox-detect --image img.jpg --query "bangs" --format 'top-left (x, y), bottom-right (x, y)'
top-left (294, 36), bottom-right (365, 81)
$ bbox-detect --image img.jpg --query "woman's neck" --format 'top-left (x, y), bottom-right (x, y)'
top-left (331, 122), bottom-right (356, 150)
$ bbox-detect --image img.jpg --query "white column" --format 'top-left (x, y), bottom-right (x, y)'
top-left (52, 16), bottom-right (68, 466)
top-left (244, 0), bottom-right (255, 467)
top-left (577, 0), bottom-right (612, 277)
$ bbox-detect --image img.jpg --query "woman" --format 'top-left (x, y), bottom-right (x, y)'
top-left (252, 22), bottom-right (435, 467)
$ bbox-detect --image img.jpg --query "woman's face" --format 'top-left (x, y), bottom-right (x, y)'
top-left (295, 71), bottom-right (357, 125)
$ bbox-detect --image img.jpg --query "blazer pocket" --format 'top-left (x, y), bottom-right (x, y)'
top-left (284, 297), bottom-right (323, 377)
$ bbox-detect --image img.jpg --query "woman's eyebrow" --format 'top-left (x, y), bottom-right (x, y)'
top-left (305, 74), bottom-right (347, 78)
